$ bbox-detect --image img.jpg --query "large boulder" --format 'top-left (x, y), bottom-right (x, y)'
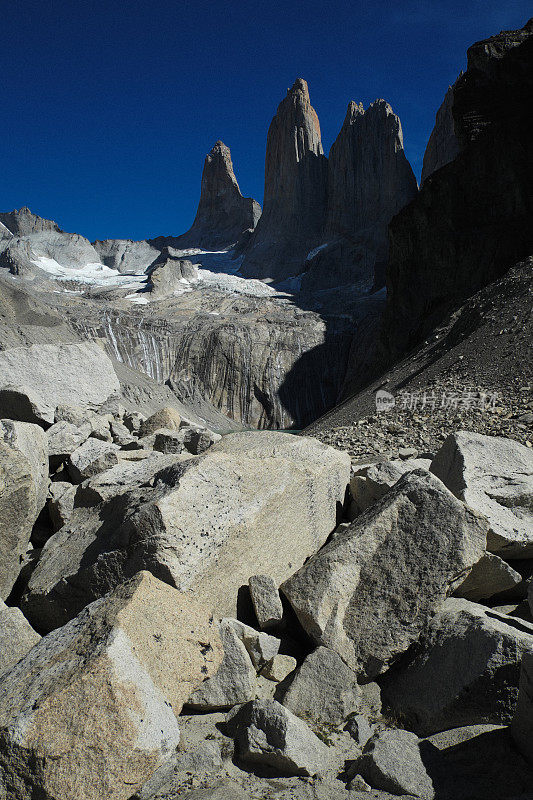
top-left (282, 470), bottom-right (487, 679)
top-left (351, 729), bottom-right (435, 799)
top-left (0, 599), bottom-right (40, 676)
top-left (67, 437), bottom-right (120, 483)
top-left (0, 342), bottom-right (120, 426)
top-left (234, 699), bottom-right (331, 776)
top-left (512, 651), bottom-right (533, 765)
top-left (22, 432), bottom-right (349, 631)
top-left (453, 552), bottom-right (522, 601)
top-left (382, 598), bottom-right (533, 735)
top-left (350, 457), bottom-right (431, 513)
top-left (146, 248), bottom-right (198, 297)
top-left (0, 441), bottom-right (40, 599)
top-left (281, 646), bottom-right (361, 726)
top-left (430, 431), bottom-right (533, 557)
top-left (0, 419), bottom-right (48, 512)
top-left (0, 571), bottom-right (222, 800)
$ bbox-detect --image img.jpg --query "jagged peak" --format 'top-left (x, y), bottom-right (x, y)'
top-left (287, 78), bottom-right (309, 99)
top-left (344, 101), bottom-right (365, 125)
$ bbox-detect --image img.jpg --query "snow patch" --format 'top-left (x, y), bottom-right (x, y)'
top-left (31, 256), bottom-right (146, 288)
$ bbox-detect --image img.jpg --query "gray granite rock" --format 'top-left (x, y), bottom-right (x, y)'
top-left (282, 470), bottom-right (487, 678)
top-left (282, 646), bottom-right (361, 726)
top-left (382, 598), bottom-right (533, 734)
top-left (430, 431), bottom-right (533, 557)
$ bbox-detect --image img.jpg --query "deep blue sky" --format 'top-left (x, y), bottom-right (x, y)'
top-left (1, 0), bottom-right (530, 242)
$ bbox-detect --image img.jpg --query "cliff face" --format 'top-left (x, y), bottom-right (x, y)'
top-left (0, 207), bottom-right (61, 236)
top-left (152, 141), bottom-right (260, 252)
top-left (301, 100), bottom-right (417, 293)
top-left (421, 85), bottom-right (461, 184)
top-left (240, 79), bottom-right (328, 282)
top-left (66, 292), bottom-right (356, 430)
top-left (380, 17), bottom-right (533, 363)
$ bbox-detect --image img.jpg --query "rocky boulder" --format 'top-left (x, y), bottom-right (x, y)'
top-left (430, 431), bottom-right (533, 557)
top-left (282, 470), bottom-right (487, 678)
top-left (382, 598), bottom-right (533, 734)
top-left (351, 729), bottom-right (436, 799)
top-left (0, 419), bottom-right (48, 512)
top-left (0, 571), bottom-right (222, 800)
top-left (234, 699), bottom-right (331, 776)
top-left (0, 599), bottom-right (40, 676)
top-left (22, 431), bottom-right (349, 631)
top-left (187, 618), bottom-right (257, 710)
top-left (240, 79), bottom-right (328, 282)
top-left (0, 441), bottom-right (42, 599)
top-left (281, 646), bottom-right (361, 726)
top-left (454, 553), bottom-right (522, 601)
top-left (0, 342), bottom-right (120, 426)
top-left (146, 247), bottom-right (198, 297)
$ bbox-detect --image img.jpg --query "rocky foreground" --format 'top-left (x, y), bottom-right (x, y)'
top-left (0, 340), bottom-right (532, 800)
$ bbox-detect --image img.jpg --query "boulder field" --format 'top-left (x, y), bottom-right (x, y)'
top-left (0, 340), bottom-right (532, 800)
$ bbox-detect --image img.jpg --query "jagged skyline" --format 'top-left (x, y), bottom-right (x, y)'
top-left (1, 0), bottom-right (531, 241)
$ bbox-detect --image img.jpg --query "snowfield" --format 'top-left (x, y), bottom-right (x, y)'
top-left (31, 249), bottom-right (286, 301)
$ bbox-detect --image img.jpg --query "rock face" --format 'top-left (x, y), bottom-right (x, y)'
top-left (301, 100), bottom-right (418, 293)
top-left (383, 598), bottom-right (533, 734)
top-left (234, 699), bottom-right (331, 776)
top-left (0, 571), bottom-right (222, 800)
top-left (430, 431), bottom-right (533, 557)
top-left (240, 79), bottom-right (328, 281)
top-left (68, 286), bottom-right (357, 430)
top-left (22, 431), bottom-right (350, 631)
top-left (0, 342), bottom-right (120, 425)
top-left (93, 238), bottom-right (160, 274)
top-left (282, 470), bottom-right (487, 679)
top-left (381, 18), bottom-right (533, 363)
top-left (161, 141), bottom-right (260, 251)
top-left (0, 599), bottom-right (40, 676)
top-left (421, 84), bottom-right (461, 184)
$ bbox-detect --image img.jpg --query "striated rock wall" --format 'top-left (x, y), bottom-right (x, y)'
top-left (301, 100), bottom-right (417, 293)
top-left (380, 18), bottom-right (533, 364)
top-left (421, 84), bottom-right (461, 184)
top-left (67, 294), bottom-right (356, 430)
top-left (240, 79), bottom-right (328, 282)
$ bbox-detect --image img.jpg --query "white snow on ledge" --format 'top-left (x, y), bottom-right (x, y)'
top-left (31, 256), bottom-right (145, 288)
